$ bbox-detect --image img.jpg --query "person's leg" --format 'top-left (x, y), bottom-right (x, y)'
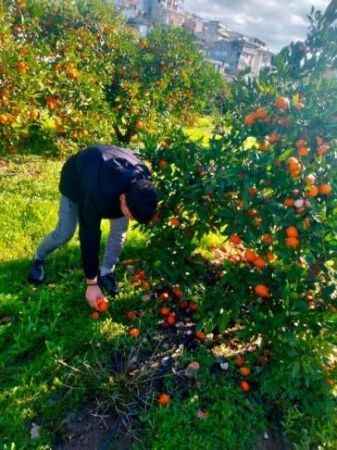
top-left (99, 217), bottom-right (129, 294)
top-left (28, 195), bottom-right (78, 283)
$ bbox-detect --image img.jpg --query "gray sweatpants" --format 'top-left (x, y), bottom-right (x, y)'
top-left (36, 195), bottom-right (128, 276)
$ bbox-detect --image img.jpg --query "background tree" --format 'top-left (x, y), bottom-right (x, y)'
top-left (104, 26), bottom-right (226, 144)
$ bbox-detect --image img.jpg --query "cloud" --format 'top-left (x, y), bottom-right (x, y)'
top-left (183, 0), bottom-right (331, 52)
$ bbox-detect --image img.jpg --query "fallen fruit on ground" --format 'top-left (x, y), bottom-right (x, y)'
top-left (159, 292), bottom-right (170, 302)
top-left (229, 234), bottom-right (242, 245)
top-left (235, 355), bottom-right (245, 367)
top-left (195, 331), bottom-right (206, 341)
top-left (239, 367), bottom-right (251, 377)
top-left (254, 285), bottom-right (270, 298)
top-left (189, 302), bottom-right (198, 312)
top-left (165, 313), bottom-right (177, 326)
top-left (245, 249), bottom-right (258, 264)
top-left (172, 286), bottom-right (183, 299)
top-left (129, 327), bottom-right (141, 338)
top-left (254, 257), bottom-right (267, 270)
top-left (158, 393), bottom-right (171, 406)
top-left (240, 381), bottom-right (251, 392)
top-left (126, 311), bottom-right (138, 321)
top-left (159, 306), bottom-right (171, 317)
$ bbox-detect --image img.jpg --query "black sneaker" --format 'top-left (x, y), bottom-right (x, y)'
top-left (98, 272), bottom-right (118, 296)
top-left (28, 259), bottom-right (45, 285)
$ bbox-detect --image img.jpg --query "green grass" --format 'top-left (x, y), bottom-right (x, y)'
top-left (0, 155), bottom-right (267, 450)
top-left (0, 156), bottom-right (150, 448)
top-left (1, 155), bottom-right (336, 450)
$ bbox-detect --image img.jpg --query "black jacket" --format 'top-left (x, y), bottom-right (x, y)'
top-left (59, 145), bottom-right (151, 279)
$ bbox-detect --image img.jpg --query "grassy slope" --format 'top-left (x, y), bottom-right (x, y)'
top-left (0, 155), bottom-right (269, 450)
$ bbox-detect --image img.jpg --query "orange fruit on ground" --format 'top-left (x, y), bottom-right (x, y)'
top-left (298, 146), bottom-right (310, 157)
top-left (90, 311), bottom-right (100, 320)
top-left (136, 120), bottom-right (144, 130)
top-left (172, 286), bottom-right (183, 299)
top-left (159, 292), bottom-right (170, 302)
top-left (245, 249), bottom-right (258, 264)
top-left (254, 257), bottom-right (267, 270)
top-left (46, 96), bottom-right (59, 110)
top-left (261, 234), bottom-right (273, 245)
top-left (158, 159), bottom-right (168, 170)
top-left (16, 61), bottom-right (29, 73)
top-left (306, 185), bottom-right (319, 197)
top-left (235, 355), bottom-right (245, 367)
top-left (229, 234), bottom-right (242, 245)
top-left (126, 311), bottom-right (138, 321)
top-left (158, 393), bottom-right (171, 406)
top-left (96, 297), bottom-right (109, 313)
top-left (275, 96), bottom-right (290, 110)
top-left (159, 307), bottom-right (171, 317)
top-left (306, 292), bottom-right (314, 303)
top-left (169, 217), bottom-right (181, 227)
top-left (254, 284), bottom-right (270, 298)
top-left (29, 109), bottom-right (40, 121)
top-left (284, 198), bottom-right (295, 207)
top-left (319, 184), bottom-right (332, 195)
top-left (129, 327), bottom-right (141, 338)
top-left (239, 367), bottom-right (251, 377)
top-left (0, 114), bottom-right (9, 125)
top-left (165, 314), bottom-right (177, 326)
top-left (267, 252), bottom-right (277, 262)
top-left (247, 208), bottom-right (258, 217)
top-left (286, 226), bottom-right (299, 238)
top-left (134, 270), bottom-right (146, 281)
top-left (248, 187), bottom-right (258, 197)
top-left (240, 380), bottom-right (251, 392)
top-left (285, 237), bottom-right (300, 249)
top-left (195, 331), bottom-right (206, 342)
top-left (189, 302), bottom-right (198, 312)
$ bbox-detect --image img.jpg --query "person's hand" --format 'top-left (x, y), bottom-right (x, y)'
top-left (86, 284), bottom-right (104, 310)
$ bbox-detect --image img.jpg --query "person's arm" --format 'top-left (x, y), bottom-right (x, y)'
top-left (78, 195), bottom-right (102, 289)
top-left (101, 217), bottom-right (129, 274)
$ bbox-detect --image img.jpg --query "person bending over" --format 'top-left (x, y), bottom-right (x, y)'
top-left (28, 144), bottom-right (158, 309)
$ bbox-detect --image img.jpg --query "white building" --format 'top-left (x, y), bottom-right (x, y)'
top-left (114, 0), bottom-right (273, 77)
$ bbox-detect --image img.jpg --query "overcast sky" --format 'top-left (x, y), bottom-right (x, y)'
top-left (184, 0), bottom-right (331, 52)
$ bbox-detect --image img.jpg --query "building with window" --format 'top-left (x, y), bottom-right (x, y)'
top-left (114, 0), bottom-right (273, 77)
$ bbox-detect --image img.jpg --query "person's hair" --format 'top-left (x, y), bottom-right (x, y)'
top-left (125, 179), bottom-right (158, 224)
